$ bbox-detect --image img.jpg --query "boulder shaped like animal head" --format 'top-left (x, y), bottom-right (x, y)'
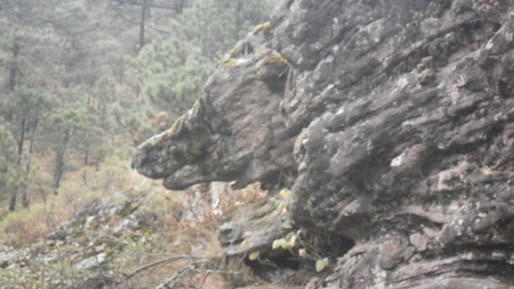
top-left (133, 49), bottom-right (294, 190)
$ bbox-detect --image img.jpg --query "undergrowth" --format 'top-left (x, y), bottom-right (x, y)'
top-left (0, 151), bottom-right (269, 289)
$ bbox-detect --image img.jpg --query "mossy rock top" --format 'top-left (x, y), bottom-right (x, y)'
top-left (252, 21), bottom-right (272, 35)
top-left (164, 116), bottom-right (185, 140)
top-left (257, 52), bottom-right (289, 81)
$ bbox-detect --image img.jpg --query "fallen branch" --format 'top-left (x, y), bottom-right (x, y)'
top-left (124, 254), bottom-right (203, 280)
top-left (155, 266), bottom-right (192, 289)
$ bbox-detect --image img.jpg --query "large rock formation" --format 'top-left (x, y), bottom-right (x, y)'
top-left (134, 0), bottom-right (514, 288)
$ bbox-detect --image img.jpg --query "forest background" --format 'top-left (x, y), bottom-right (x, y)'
top-left (0, 1), bottom-right (273, 288)
top-left (0, 0), bottom-right (271, 211)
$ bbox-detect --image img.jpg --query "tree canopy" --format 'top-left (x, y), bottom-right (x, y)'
top-left (0, 0), bottom-right (271, 211)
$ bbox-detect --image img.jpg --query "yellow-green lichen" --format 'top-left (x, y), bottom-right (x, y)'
top-left (217, 58), bottom-right (239, 68)
top-left (191, 99), bottom-right (202, 117)
top-left (257, 52), bottom-right (289, 80)
top-left (253, 21), bottom-right (272, 35)
top-left (141, 139), bottom-right (154, 149)
top-left (265, 52), bottom-right (288, 65)
top-left (165, 115), bottom-right (185, 139)
top-left (228, 40), bottom-right (252, 58)
top-left (293, 131), bottom-right (306, 157)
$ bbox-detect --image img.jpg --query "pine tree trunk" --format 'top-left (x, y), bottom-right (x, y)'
top-left (8, 43), bottom-right (19, 92)
top-left (53, 128), bottom-right (71, 194)
top-left (234, 0), bottom-right (243, 39)
top-left (84, 144), bottom-right (89, 166)
top-left (9, 114), bottom-right (26, 211)
top-left (176, 0), bottom-right (185, 13)
top-left (16, 116), bottom-right (26, 166)
top-left (8, 188), bottom-right (16, 212)
top-left (138, 0), bottom-right (149, 50)
top-left (21, 119), bottom-right (38, 208)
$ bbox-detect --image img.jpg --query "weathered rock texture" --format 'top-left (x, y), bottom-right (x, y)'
top-left (134, 0), bottom-right (514, 288)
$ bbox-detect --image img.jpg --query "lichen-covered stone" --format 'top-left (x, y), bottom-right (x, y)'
top-left (256, 52), bottom-right (289, 88)
top-left (164, 115), bottom-right (185, 139)
top-left (217, 58), bottom-right (240, 68)
top-left (133, 47), bottom-right (295, 190)
top-left (252, 22), bottom-right (272, 35)
top-left (228, 40), bottom-right (254, 59)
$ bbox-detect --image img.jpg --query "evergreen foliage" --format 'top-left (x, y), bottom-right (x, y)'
top-left (139, 0), bottom-right (269, 117)
top-left (0, 0), bottom-right (271, 211)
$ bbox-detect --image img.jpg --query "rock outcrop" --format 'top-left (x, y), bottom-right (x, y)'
top-left (134, 0), bottom-right (514, 288)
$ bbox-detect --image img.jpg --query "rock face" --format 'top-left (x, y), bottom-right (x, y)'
top-left (134, 0), bottom-right (514, 288)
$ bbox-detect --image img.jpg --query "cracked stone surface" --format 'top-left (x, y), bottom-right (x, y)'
top-left (134, 0), bottom-right (514, 288)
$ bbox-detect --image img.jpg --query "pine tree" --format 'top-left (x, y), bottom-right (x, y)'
top-left (139, 0), bottom-right (270, 118)
top-left (1, 89), bottom-right (55, 209)
top-left (0, 126), bottom-right (20, 207)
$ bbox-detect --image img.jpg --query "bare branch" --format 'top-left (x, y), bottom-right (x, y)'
top-left (123, 255), bottom-right (206, 280)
